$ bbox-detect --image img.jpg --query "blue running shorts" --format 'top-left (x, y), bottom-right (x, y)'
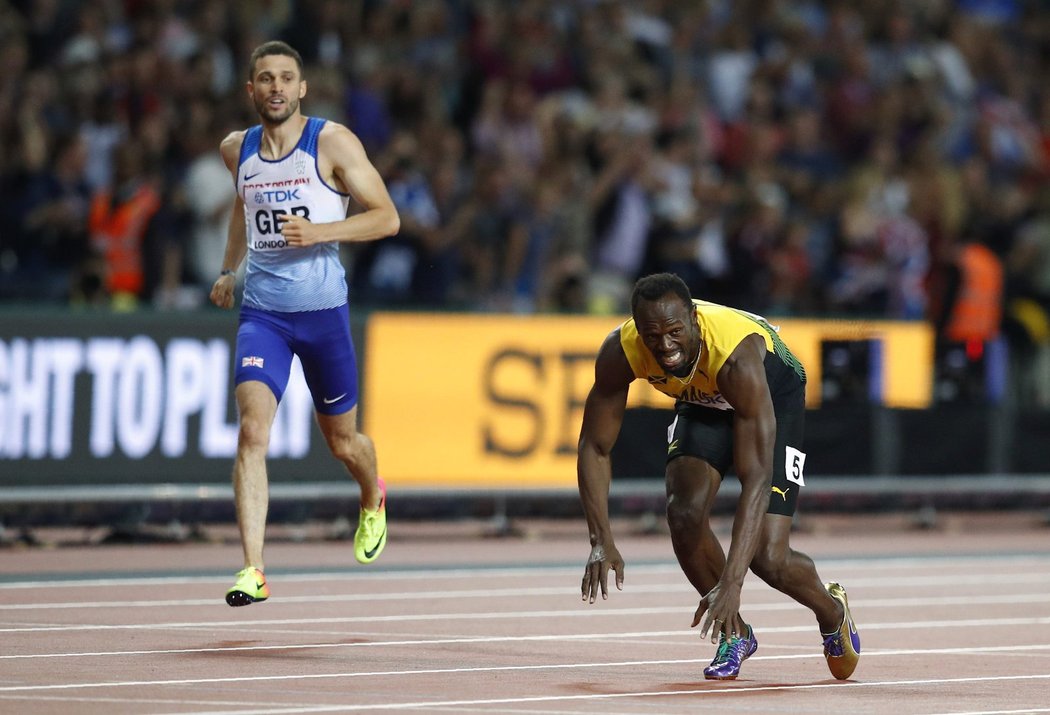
top-left (234, 304), bottom-right (359, 415)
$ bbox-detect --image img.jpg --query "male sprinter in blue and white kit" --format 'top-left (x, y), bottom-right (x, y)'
top-left (210, 41), bottom-right (400, 606)
top-left (577, 273), bottom-right (860, 680)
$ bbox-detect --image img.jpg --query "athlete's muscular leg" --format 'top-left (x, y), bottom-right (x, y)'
top-left (666, 456), bottom-right (728, 598)
top-left (233, 381), bottom-right (279, 571)
top-left (749, 514), bottom-right (844, 633)
top-left (317, 405), bottom-right (381, 510)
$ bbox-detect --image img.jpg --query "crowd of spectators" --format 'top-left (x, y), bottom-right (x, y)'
top-left (1, 0), bottom-right (1048, 348)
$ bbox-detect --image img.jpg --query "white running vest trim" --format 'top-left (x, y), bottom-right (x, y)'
top-left (237, 117), bottom-right (351, 312)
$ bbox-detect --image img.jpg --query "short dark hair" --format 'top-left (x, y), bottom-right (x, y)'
top-left (248, 41), bottom-right (304, 79)
top-left (631, 272), bottom-right (692, 314)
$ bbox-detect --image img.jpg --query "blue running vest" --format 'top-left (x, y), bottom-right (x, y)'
top-left (237, 117), bottom-right (351, 312)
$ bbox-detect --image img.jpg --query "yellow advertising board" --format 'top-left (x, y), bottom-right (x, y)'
top-left (364, 313), bottom-right (618, 487)
top-left (778, 319), bottom-right (935, 410)
top-left (364, 314), bottom-right (933, 487)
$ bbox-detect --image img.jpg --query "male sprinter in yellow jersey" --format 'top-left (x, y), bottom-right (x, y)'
top-left (577, 273), bottom-right (860, 680)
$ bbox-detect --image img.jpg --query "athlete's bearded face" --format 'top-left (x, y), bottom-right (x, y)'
top-left (248, 55), bottom-right (306, 125)
top-left (634, 294), bottom-right (701, 378)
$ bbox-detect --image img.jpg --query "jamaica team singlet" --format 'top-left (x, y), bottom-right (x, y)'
top-left (619, 299), bottom-right (806, 411)
top-left (236, 117), bottom-right (350, 312)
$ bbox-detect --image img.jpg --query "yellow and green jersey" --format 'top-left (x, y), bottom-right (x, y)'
top-left (619, 300), bottom-right (806, 410)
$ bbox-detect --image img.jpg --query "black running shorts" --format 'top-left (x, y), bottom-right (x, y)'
top-left (666, 401), bottom-right (807, 517)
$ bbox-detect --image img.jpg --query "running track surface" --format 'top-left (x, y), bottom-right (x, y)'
top-left (2, 512), bottom-right (1049, 715)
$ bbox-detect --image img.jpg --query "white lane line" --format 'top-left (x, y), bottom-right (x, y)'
top-left (3, 592), bottom-right (1049, 635)
top-left (6, 566), bottom-right (1050, 608)
top-left (928, 709), bottom-right (1050, 713)
top-left (3, 647), bottom-right (1050, 693)
top-left (13, 607), bottom-right (687, 635)
top-left (167, 673), bottom-right (1050, 714)
top-left (0, 694), bottom-right (269, 708)
top-left (3, 618), bottom-right (1049, 660)
top-left (8, 585), bottom-right (675, 611)
top-left (148, 676), bottom-right (1050, 713)
top-left (1, 553), bottom-right (1048, 590)
top-left (928, 710), bottom-right (1050, 715)
top-left (0, 566), bottom-right (632, 590)
top-left (3, 571), bottom-right (1050, 611)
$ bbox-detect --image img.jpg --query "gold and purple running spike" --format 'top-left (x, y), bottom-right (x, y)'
top-left (822, 582), bottom-right (861, 679)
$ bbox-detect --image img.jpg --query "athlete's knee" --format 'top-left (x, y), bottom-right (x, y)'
top-left (238, 415), bottom-right (271, 452)
top-left (665, 491), bottom-right (710, 540)
top-left (665, 463), bottom-right (717, 537)
top-left (326, 428), bottom-right (373, 468)
top-left (750, 537), bottom-right (790, 587)
top-left (325, 429), bottom-right (357, 462)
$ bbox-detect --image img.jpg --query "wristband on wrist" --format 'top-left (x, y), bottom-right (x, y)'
top-left (220, 269), bottom-right (234, 276)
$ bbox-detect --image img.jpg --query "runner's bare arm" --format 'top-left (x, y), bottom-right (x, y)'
top-left (579, 330), bottom-right (635, 602)
top-left (693, 333), bottom-right (775, 637)
top-left (210, 131), bottom-right (250, 309)
top-left (278, 123), bottom-right (399, 247)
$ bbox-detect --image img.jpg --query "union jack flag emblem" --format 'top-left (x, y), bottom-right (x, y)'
top-left (242, 356), bottom-right (265, 368)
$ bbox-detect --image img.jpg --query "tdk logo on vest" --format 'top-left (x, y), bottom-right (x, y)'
top-left (254, 189), bottom-right (301, 203)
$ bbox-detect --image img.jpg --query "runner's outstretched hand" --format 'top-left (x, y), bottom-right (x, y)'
top-left (691, 581), bottom-right (743, 643)
top-left (581, 542), bottom-right (625, 603)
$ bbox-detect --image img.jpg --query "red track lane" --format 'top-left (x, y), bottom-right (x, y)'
top-left (1, 513), bottom-right (1049, 714)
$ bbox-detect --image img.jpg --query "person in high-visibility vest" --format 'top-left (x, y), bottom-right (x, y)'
top-left (88, 141), bottom-right (161, 303)
top-left (940, 239), bottom-right (1004, 343)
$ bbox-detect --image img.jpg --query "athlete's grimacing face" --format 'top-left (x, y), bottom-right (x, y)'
top-left (634, 295), bottom-right (701, 378)
top-left (248, 55), bottom-right (306, 125)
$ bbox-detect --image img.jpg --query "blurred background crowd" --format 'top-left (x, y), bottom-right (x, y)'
top-left (1, 1), bottom-right (1048, 359)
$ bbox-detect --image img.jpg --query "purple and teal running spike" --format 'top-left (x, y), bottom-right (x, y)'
top-left (703, 624), bottom-right (758, 680)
